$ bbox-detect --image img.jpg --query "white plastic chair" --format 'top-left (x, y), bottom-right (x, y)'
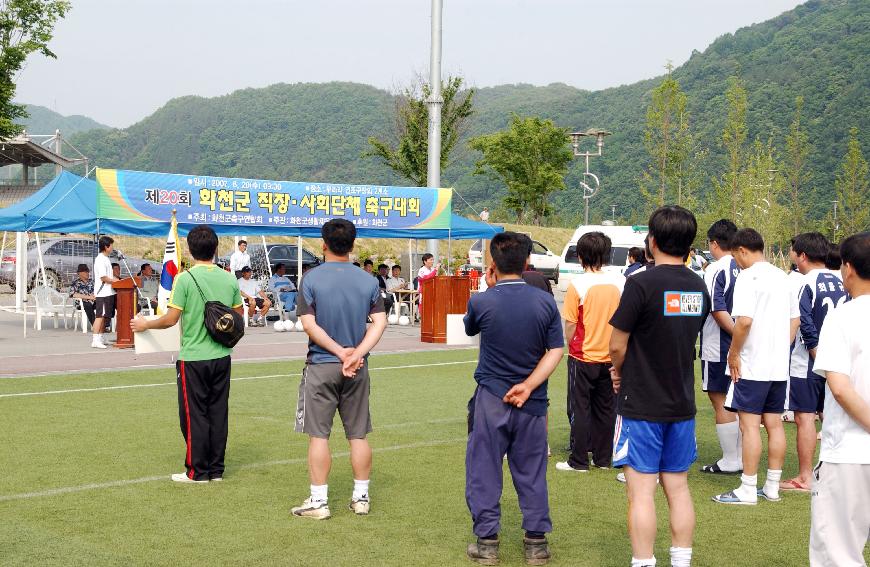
top-left (72, 298), bottom-right (90, 333)
top-left (31, 285), bottom-right (69, 330)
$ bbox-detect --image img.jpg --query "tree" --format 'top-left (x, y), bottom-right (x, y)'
top-left (783, 96), bottom-right (812, 235)
top-left (468, 115), bottom-right (572, 225)
top-left (827, 127), bottom-right (870, 240)
top-left (0, 0), bottom-right (71, 138)
top-left (638, 66), bottom-right (695, 210)
top-left (365, 76), bottom-right (474, 186)
top-left (710, 76), bottom-right (748, 220)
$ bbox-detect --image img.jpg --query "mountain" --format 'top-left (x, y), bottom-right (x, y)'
top-left (19, 105), bottom-right (109, 136)
top-left (68, 0), bottom-right (869, 224)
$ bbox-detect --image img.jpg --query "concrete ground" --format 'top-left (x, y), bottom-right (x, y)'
top-left (0, 285), bottom-right (564, 377)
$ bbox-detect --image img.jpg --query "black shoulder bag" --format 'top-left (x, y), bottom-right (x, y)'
top-left (187, 271), bottom-right (245, 348)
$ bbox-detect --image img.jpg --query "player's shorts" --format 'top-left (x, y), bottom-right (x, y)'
top-left (787, 376), bottom-right (826, 413)
top-left (295, 362), bottom-right (372, 439)
top-left (94, 295), bottom-right (116, 319)
top-left (725, 379), bottom-right (786, 415)
top-left (701, 360), bottom-right (731, 393)
top-left (612, 416), bottom-right (697, 474)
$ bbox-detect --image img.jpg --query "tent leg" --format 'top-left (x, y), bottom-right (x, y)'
top-left (35, 233), bottom-right (47, 287)
top-left (15, 232), bottom-right (26, 312)
top-left (297, 236), bottom-right (303, 286)
top-left (262, 235), bottom-right (272, 279)
top-left (0, 231), bottom-right (6, 272)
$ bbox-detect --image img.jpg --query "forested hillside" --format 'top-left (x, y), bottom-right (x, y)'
top-left (65, 0), bottom-right (868, 224)
top-left (20, 105), bottom-right (108, 136)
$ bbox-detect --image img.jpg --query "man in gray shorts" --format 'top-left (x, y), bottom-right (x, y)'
top-left (292, 218), bottom-right (387, 520)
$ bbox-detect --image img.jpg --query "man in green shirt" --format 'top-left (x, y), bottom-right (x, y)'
top-left (131, 225), bottom-right (243, 483)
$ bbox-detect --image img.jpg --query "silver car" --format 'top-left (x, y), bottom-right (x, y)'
top-left (0, 237), bottom-right (160, 291)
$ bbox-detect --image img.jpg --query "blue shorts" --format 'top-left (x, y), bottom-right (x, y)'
top-left (725, 380), bottom-right (786, 415)
top-left (787, 376), bottom-right (825, 413)
top-left (701, 360), bottom-right (730, 393)
top-left (612, 416), bottom-right (697, 474)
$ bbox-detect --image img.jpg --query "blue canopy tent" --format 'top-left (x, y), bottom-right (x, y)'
top-left (0, 172), bottom-right (502, 241)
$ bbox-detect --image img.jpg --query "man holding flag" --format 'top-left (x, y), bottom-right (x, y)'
top-left (158, 212), bottom-right (181, 314)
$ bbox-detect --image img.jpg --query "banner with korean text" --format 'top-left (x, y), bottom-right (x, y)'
top-left (95, 169), bottom-right (453, 231)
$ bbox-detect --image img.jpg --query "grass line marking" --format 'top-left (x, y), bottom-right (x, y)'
top-left (0, 438), bottom-right (465, 503)
top-left (0, 360), bottom-right (477, 399)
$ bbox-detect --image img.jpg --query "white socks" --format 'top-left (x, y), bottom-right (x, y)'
top-left (715, 421), bottom-right (742, 470)
top-left (670, 547), bottom-right (692, 567)
top-left (763, 469), bottom-right (782, 499)
top-left (735, 473), bottom-right (758, 502)
top-left (310, 484), bottom-right (327, 503)
top-left (353, 479), bottom-right (370, 500)
top-left (631, 557), bottom-right (656, 567)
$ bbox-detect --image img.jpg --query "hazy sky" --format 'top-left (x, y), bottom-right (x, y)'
top-left (16, 0), bottom-right (804, 128)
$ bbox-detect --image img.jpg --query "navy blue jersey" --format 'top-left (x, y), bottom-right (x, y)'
top-left (790, 269), bottom-right (847, 379)
top-left (464, 279), bottom-right (564, 416)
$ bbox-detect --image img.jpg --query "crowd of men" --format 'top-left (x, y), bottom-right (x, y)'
top-left (109, 206), bottom-right (867, 567)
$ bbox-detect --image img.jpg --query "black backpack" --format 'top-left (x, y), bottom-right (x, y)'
top-left (187, 270), bottom-right (245, 348)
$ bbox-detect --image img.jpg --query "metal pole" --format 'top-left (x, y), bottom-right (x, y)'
top-left (35, 233), bottom-right (46, 287)
top-left (425, 0), bottom-right (443, 262)
top-left (54, 129), bottom-right (62, 177)
top-left (15, 232), bottom-right (26, 311)
top-left (296, 235), bottom-right (303, 286)
top-left (0, 231), bottom-right (6, 272)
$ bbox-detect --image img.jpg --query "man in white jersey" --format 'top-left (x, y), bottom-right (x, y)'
top-left (699, 220), bottom-right (742, 475)
top-left (91, 236), bottom-right (118, 349)
top-left (783, 233), bottom-right (847, 492)
top-left (713, 229), bottom-right (798, 506)
top-left (810, 231), bottom-right (870, 566)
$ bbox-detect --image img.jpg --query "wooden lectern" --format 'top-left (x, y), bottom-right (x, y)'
top-left (112, 277), bottom-right (142, 349)
top-left (420, 275), bottom-right (471, 343)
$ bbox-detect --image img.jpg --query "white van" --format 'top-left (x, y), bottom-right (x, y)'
top-left (468, 238), bottom-right (560, 283)
top-left (557, 224), bottom-right (649, 292)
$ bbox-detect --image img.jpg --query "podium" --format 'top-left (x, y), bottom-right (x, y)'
top-left (420, 276), bottom-right (471, 343)
top-left (112, 277), bottom-right (142, 349)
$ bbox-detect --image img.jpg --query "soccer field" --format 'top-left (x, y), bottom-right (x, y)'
top-left (0, 349), bottom-right (859, 566)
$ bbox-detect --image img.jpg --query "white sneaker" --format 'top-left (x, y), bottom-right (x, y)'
top-left (291, 497), bottom-right (331, 520)
top-left (91, 339), bottom-right (107, 349)
top-left (349, 496), bottom-right (370, 515)
top-left (616, 472), bottom-right (626, 483)
top-left (555, 461), bottom-right (588, 472)
top-left (170, 473), bottom-right (207, 484)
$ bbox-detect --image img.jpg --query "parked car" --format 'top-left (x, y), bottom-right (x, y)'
top-left (468, 238), bottom-right (560, 283)
top-left (218, 242), bottom-right (322, 284)
top-left (0, 237), bottom-right (160, 291)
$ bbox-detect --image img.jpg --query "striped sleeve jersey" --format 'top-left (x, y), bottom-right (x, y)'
top-left (790, 268), bottom-right (848, 379)
top-left (700, 255), bottom-right (740, 362)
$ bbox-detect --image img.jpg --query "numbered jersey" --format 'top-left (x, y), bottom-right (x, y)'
top-left (701, 255), bottom-right (740, 362)
top-left (790, 269), bottom-right (847, 379)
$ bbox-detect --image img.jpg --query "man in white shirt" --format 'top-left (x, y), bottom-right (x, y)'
top-left (699, 220), bottom-right (742, 475)
top-left (267, 263), bottom-right (297, 312)
top-left (713, 228), bottom-right (799, 506)
top-left (810, 232), bottom-right (870, 567)
top-left (238, 266), bottom-right (271, 326)
top-left (230, 240), bottom-right (250, 279)
top-left (92, 236), bottom-right (118, 349)
top-left (479, 207), bottom-right (490, 222)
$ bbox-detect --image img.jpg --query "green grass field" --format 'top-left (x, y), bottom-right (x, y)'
top-left (0, 349), bottom-right (859, 566)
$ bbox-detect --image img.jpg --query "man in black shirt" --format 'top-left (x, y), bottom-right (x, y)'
top-left (609, 206), bottom-right (710, 567)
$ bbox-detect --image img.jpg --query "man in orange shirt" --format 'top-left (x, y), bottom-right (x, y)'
top-left (557, 232), bottom-right (625, 472)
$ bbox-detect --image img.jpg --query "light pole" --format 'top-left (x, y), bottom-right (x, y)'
top-left (611, 205), bottom-right (617, 222)
top-left (832, 200), bottom-right (839, 236)
top-left (570, 128), bottom-right (611, 226)
top-left (425, 0), bottom-right (443, 262)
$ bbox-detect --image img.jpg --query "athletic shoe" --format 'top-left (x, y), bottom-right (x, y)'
top-left (291, 498), bottom-right (331, 520)
top-left (712, 490), bottom-right (757, 505)
top-left (555, 461), bottom-right (588, 472)
top-left (616, 472), bottom-right (626, 483)
top-left (523, 536), bottom-right (550, 566)
top-left (466, 537), bottom-right (499, 565)
top-left (170, 473), bottom-right (207, 484)
top-left (210, 477), bottom-right (223, 482)
top-left (91, 339), bottom-right (107, 349)
top-left (348, 496), bottom-right (370, 515)
top-left (757, 488), bottom-right (781, 502)
top-left (700, 462), bottom-right (742, 475)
